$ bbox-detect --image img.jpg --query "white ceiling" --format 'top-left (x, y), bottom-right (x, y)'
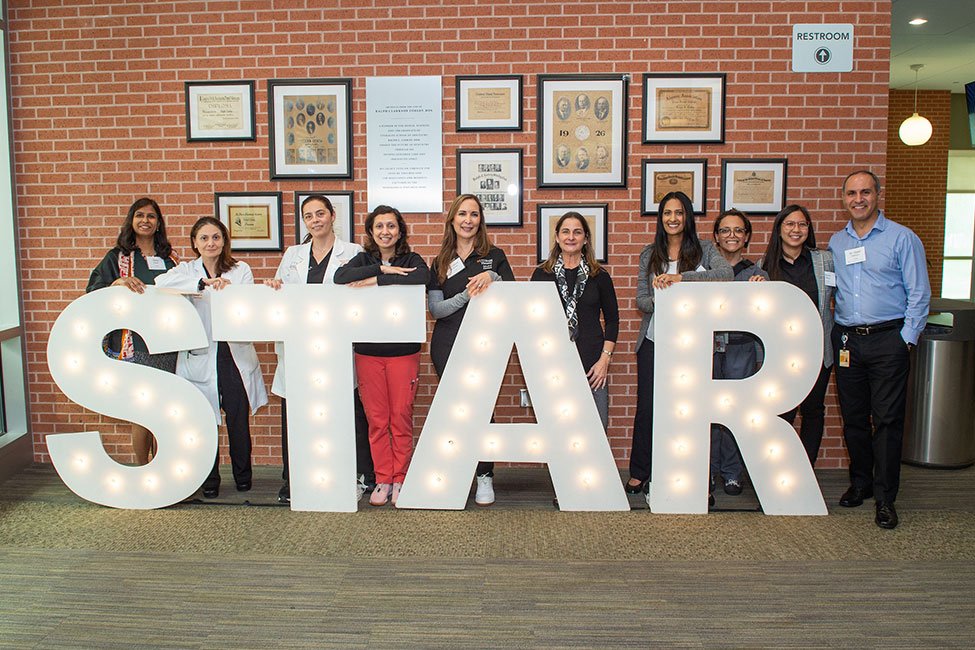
top-left (890, 0), bottom-right (975, 92)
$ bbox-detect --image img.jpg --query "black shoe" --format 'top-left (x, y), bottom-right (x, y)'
top-left (236, 482), bottom-right (251, 492)
top-left (624, 478), bottom-right (647, 494)
top-left (277, 481), bottom-right (290, 504)
top-left (875, 502), bottom-right (899, 529)
top-left (708, 492), bottom-right (715, 508)
top-left (202, 487), bottom-right (219, 499)
top-left (723, 478), bottom-right (743, 496)
top-left (839, 485), bottom-right (873, 507)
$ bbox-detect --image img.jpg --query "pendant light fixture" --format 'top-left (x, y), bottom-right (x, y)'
top-left (898, 63), bottom-right (933, 146)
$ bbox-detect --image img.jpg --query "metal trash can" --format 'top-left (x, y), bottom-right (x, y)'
top-left (903, 299), bottom-right (975, 468)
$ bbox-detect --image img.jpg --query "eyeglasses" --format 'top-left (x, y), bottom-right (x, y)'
top-left (717, 227), bottom-right (746, 236)
top-left (782, 221), bottom-right (810, 230)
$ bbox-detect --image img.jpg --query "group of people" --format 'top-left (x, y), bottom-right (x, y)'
top-left (87, 169), bottom-right (929, 528)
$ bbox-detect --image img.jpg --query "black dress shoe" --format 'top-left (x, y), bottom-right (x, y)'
top-left (202, 487), bottom-right (219, 499)
top-left (277, 481), bottom-right (290, 504)
top-left (839, 485), bottom-right (873, 507)
top-left (875, 502), bottom-right (899, 529)
top-left (236, 482), bottom-right (251, 492)
top-left (624, 478), bottom-right (647, 494)
top-left (708, 492), bottom-right (715, 508)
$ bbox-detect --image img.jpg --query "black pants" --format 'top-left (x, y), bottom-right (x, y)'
top-left (780, 363), bottom-right (833, 467)
top-left (831, 326), bottom-right (911, 503)
top-left (431, 330), bottom-right (493, 477)
top-left (280, 389), bottom-right (374, 483)
top-left (628, 340), bottom-right (654, 482)
top-left (203, 343), bottom-right (252, 490)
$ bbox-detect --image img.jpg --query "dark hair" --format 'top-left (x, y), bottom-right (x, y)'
top-left (648, 191), bottom-right (701, 276)
top-left (761, 205), bottom-right (817, 281)
top-left (538, 211), bottom-right (602, 276)
top-left (713, 208), bottom-right (753, 249)
top-left (843, 169), bottom-right (881, 194)
top-left (434, 194), bottom-right (492, 284)
top-left (299, 194), bottom-right (336, 244)
top-left (116, 197), bottom-right (172, 258)
top-left (189, 216), bottom-right (238, 277)
top-left (363, 205), bottom-right (411, 258)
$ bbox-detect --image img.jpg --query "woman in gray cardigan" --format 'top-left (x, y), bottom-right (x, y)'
top-left (626, 191), bottom-right (733, 496)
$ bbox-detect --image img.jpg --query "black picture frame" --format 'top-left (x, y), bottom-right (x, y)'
top-left (293, 191), bottom-right (355, 245)
top-left (455, 75), bottom-right (523, 131)
top-left (640, 158), bottom-right (708, 215)
top-left (641, 73), bottom-right (726, 144)
top-left (720, 158), bottom-right (788, 215)
top-left (268, 78), bottom-right (353, 179)
top-left (214, 192), bottom-right (284, 252)
top-left (456, 148), bottom-right (523, 227)
top-left (185, 80), bottom-right (256, 142)
top-left (536, 203), bottom-right (609, 263)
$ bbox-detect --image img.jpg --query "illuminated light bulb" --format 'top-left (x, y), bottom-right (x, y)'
top-left (677, 370), bottom-right (691, 384)
top-left (749, 413), bottom-right (763, 427)
top-left (161, 311), bottom-right (178, 328)
top-left (316, 472), bottom-right (329, 485)
top-left (570, 438), bottom-right (583, 452)
top-left (778, 475), bottom-right (791, 489)
top-left (309, 307), bottom-right (326, 324)
top-left (486, 439), bottom-right (498, 451)
top-left (73, 321), bottom-right (89, 337)
top-left (785, 321), bottom-right (799, 334)
top-left (112, 300), bottom-right (127, 314)
top-left (550, 373), bottom-right (562, 385)
top-left (107, 475), bottom-right (122, 490)
top-left (485, 300), bottom-right (504, 319)
top-left (442, 438), bottom-right (456, 453)
top-left (763, 385), bottom-right (777, 400)
top-left (476, 336), bottom-right (490, 350)
top-left (315, 440), bottom-right (329, 455)
top-left (168, 405), bottom-right (182, 419)
top-left (98, 373), bottom-right (115, 391)
top-left (135, 387), bottom-right (152, 404)
top-left (465, 370), bottom-right (480, 386)
top-left (183, 432), bottom-right (198, 447)
top-left (676, 404), bottom-right (690, 418)
top-left (454, 405), bottom-right (468, 419)
top-left (74, 455), bottom-right (88, 469)
top-left (753, 299), bottom-right (768, 313)
top-left (678, 334), bottom-right (693, 348)
top-left (767, 444), bottom-right (780, 458)
top-left (348, 307), bottom-right (361, 320)
top-left (558, 403), bottom-right (573, 418)
top-left (788, 359), bottom-right (801, 372)
top-left (580, 472), bottom-right (593, 487)
top-left (538, 338), bottom-right (552, 352)
top-left (528, 302), bottom-right (545, 319)
top-left (678, 301), bottom-right (692, 314)
top-left (717, 302), bottom-right (727, 312)
top-left (388, 308), bottom-right (401, 321)
top-left (144, 475), bottom-right (158, 489)
top-left (270, 306), bottom-right (287, 323)
top-left (311, 373), bottom-right (327, 388)
top-left (718, 395), bottom-right (733, 409)
top-left (673, 439), bottom-right (690, 455)
top-left (429, 473), bottom-right (446, 489)
top-left (174, 463), bottom-right (188, 477)
top-left (66, 355), bottom-right (82, 371)
top-left (530, 439), bottom-right (541, 451)
top-left (232, 303), bottom-right (248, 320)
top-left (310, 339), bottom-right (327, 354)
top-left (312, 405), bottom-right (327, 420)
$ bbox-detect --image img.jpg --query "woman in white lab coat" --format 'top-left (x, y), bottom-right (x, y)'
top-left (155, 216), bottom-right (268, 499)
top-left (264, 194), bottom-right (366, 504)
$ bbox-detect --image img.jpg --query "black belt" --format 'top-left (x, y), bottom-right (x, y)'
top-left (841, 319), bottom-right (904, 336)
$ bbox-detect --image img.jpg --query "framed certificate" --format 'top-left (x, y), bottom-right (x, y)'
top-left (720, 159), bottom-right (788, 215)
top-left (537, 75), bottom-right (628, 189)
top-left (268, 78), bottom-right (353, 179)
top-left (215, 192), bottom-right (283, 252)
top-left (456, 148), bottom-right (523, 226)
top-left (536, 204), bottom-right (609, 263)
top-left (642, 74), bottom-right (726, 144)
top-left (456, 75), bottom-right (523, 131)
top-left (294, 191), bottom-right (355, 245)
top-left (641, 159), bottom-right (708, 215)
top-left (185, 80), bottom-right (256, 141)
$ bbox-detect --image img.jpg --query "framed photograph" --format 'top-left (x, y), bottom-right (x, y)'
top-left (294, 191), bottom-right (355, 245)
top-left (268, 78), bottom-right (353, 179)
top-left (536, 204), bottom-right (609, 263)
top-left (537, 74), bottom-right (628, 189)
top-left (642, 73), bottom-right (726, 144)
top-left (641, 159), bottom-right (708, 215)
top-left (455, 75), bottom-right (523, 131)
top-left (456, 149), bottom-right (523, 227)
top-left (214, 192), bottom-right (283, 252)
top-left (720, 159), bottom-right (788, 215)
top-left (184, 80), bottom-right (256, 142)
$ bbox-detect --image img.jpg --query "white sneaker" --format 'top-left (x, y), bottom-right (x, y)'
top-left (474, 474), bottom-right (495, 506)
top-left (356, 474), bottom-right (368, 501)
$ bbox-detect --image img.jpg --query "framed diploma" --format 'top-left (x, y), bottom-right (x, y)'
top-left (456, 75), bottom-right (523, 131)
top-left (456, 148), bottom-right (523, 227)
top-left (184, 81), bottom-right (256, 141)
top-left (214, 192), bottom-right (283, 252)
top-left (641, 159), bottom-right (707, 215)
top-left (537, 75), bottom-right (628, 189)
top-left (642, 73), bottom-right (726, 144)
top-left (720, 159), bottom-right (788, 215)
top-left (536, 204), bottom-right (609, 263)
top-left (294, 191), bottom-right (355, 245)
top-left (268, 78), bottom-right (353, 179)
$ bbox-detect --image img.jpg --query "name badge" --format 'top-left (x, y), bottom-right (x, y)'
top-left (824, 271), bottom-right (836, 287)
top-left (145, 256), bottom-right (167, 270)
top-left (844, 247), bottom-right (866, 265)
top-left (447, 257), bottom-right (465, 279)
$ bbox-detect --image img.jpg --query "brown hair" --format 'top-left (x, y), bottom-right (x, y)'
top-left (190, 216), bottom-right (238, 277)
top-left (363, 205), bottom-right (411, 258)
top-left (538, 211), bottom-right (602, 276)
top-left (433, 194), bottom-right (491, 284)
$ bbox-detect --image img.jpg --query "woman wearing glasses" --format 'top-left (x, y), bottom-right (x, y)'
top-left (709, 210), bottom-right (767, 499)
top-left (758, 205), bottom-right (835, 466)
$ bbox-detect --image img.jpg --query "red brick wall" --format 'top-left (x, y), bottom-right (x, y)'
top-left (10, 1), bottom-right (892, 471)
top-left (886, 89), bottom-right (950, 298)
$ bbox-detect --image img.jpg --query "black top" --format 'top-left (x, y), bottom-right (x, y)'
top-left (427, 246), bottom-right (515, 376)
top-left (778, 248), bottom-right (818, 310)
top-left (306, 248), bottom-right (333, 285)
top-left (87, 247), bottom-right (176, 353)
top-left (530, 266), bottom-right (619, 370)
top-left (334, 250), bottom-right (430, 357)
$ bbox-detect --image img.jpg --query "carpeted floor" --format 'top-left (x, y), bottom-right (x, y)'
top-left (1, 464), bottom-right (974, 647)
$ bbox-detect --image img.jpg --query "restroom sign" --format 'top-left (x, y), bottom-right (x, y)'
top-left (792, 24), bottom-right (853, 72)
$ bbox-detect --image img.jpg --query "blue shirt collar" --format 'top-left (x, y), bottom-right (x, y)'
top-left (844, 210), bottom-right (887, 239)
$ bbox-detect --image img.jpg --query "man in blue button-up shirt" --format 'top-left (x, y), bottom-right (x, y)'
top-left (828, 170), bottom-right (930, 530)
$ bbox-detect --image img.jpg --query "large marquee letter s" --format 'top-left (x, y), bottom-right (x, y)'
top-left (652, 282), bottom-right (828, 515)
top-left (46, 287), bottom-right (217, 509)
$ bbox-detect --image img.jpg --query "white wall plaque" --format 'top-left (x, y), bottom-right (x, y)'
top-left (792, 24), bottom-right (854, 73)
